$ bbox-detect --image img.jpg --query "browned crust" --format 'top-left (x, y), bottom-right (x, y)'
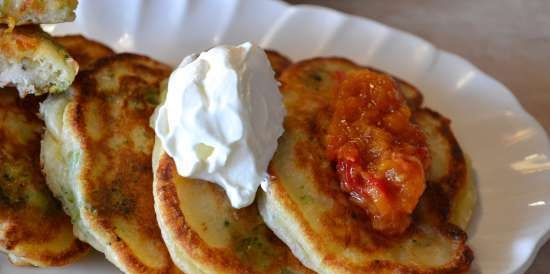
top-left (281, 57), bottom-right (359, 82)
top-left (155, 150), bottom-right (314, 274)
top-left (53, 35), bottom-right (115, 69)
top-left (0, 88), bottom-right (89, 266)
top-left (65, 53), bottom-right (182, 274)
top-left (0, 25), bottom-right (79, 96)
top-left (279, 56), bottom-right (422, 109)
top-left (265, 50), bottom-right (292, 77)
top-left (268, 163), bottom-right (473, 274)
top-left (414, 108), bottom-right (469, 224)
top-left (0, 25), bottom-right (47, 59)
top-left (155, 154), bottom-right (251, 274)
top-left (263, 57), bottom-right (473, 273)
top-left (1, 219), bottom-right (89, 266)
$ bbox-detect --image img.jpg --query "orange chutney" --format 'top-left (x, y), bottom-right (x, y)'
top-left (326, 70), bottom-right (430, 235)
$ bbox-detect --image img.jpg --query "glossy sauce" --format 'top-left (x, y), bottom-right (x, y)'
top-left (326, 70), bottom-right (430, 235)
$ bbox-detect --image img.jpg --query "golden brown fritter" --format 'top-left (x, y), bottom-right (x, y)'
top-left (53, 35), bottom-right (114, 69)
top-left (152, 51), bottom-right (312, 274)
top-left (152, 94), bottom-right (314, 273)
top-left (40, 54), bottom-right (183, 274)
top-left (257, 57), bottom-right (474, 274)
top-left (0, 87), bottom-right (89, 267)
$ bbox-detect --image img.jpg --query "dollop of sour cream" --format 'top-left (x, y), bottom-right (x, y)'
top-left (154, 42), bottom-right (285, 208)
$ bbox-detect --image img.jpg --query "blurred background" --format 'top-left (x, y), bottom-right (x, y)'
top-left (286, 0), bottom-right (550, 135)
top-left (284, 1), bottom-right (549, 273)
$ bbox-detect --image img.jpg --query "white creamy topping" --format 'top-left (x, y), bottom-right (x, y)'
top-left (154, 42), bottom-right (285, 208)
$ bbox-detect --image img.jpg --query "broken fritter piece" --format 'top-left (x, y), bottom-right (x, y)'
top-left (0, 0), bottom-right (77, 27)
top-left (0, 26), bottom-right (78, 97)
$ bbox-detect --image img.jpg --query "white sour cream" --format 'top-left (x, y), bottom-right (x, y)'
top-left (154, 42), bottom-right (285, 208)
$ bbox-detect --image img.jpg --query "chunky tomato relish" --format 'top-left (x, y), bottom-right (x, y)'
top-left (326, 70), bottom-right (430, 235)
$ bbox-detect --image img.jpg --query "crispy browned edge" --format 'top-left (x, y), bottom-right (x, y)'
top-left (66, 53), bottom-right (182, 274)
top-left (262, 57), bottom-right (473, 273)
top-left (414, 108), bottom-right (470, 224)
top-left (53, 35), bottom-right (115, 69)
top-left (274, 55), bottom-right (422, 110)
top-left (0, 25), bottom-right (41, 50)
top-left (1, 219), bottom-right (89, 266)
top-left (1, 33), bottom-right (115, 266)
top-left (265, 50), bottom-right (292, 78)
top-left (154, 153), bottom-right (314, 274)
top-left (266, 167), bottom-right (473, 274)
top-left (155, 154), bottom-right (254, 273)
top-left (0, 89), bottom-right (90, 266)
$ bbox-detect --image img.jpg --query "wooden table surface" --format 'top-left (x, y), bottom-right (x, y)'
top-left (285, 1), bottom-right (550, 273)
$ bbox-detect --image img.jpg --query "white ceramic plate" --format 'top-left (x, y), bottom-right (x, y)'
top-left (2, 0), bottom-right (549, 273)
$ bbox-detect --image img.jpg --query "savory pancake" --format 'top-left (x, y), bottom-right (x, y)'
top-left (265, 50), bottom-right (292, 77)
top-left (54, 35), bottom-right (115, 69)
top-left (0, 25), bottom-right (78, 97)
top-left (258, 58), bottom-right (474, 273)
top-left (40, 53), bottom-right (182, 274)
top-left (0, 0), bottom-right (77, 27)
top-left (0, 87), bottom-right (88, 267)
top-left (153, 141), bottom-right (314, 274)
top-left (151, 52), bottom-right (312, 274)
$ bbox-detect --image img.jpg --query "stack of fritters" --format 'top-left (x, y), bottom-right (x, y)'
top-left (1, 2), bottom-right (475, 272)
top-left (0, 88), bottom-right (89, 266)
top-left (0, 28), bottom-right (120, 268)
top-left (151, 54), bottom-right (475, 274)
top-left (0, 0), bottom-right (87, 267)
